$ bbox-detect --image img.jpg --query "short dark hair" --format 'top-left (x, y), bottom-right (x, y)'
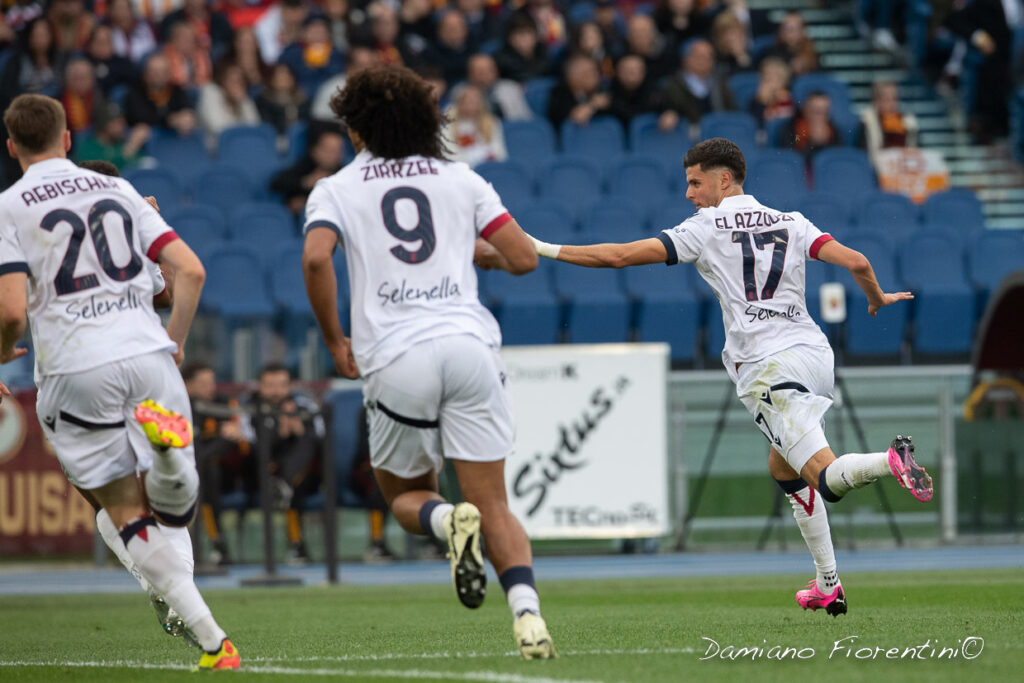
top-left (330, 65), bottom-right (448, 160)
top-left (683, 137), bottom-right (746, 184)
top-left (3, 94), bottom-right (66, 155)
top-left (78, 160), bottom-right (120, 176)
top-left (259, 362), bottom-right (291, 379)
top-left (181, 362), bottom-right (214, 382)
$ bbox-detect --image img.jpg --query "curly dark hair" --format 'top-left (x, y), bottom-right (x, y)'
top-left (683, 137), bottom-right (746, 184)
top-left (329, 65), bottom-right (448, 160)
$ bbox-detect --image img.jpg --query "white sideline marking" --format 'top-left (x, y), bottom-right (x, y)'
top-left (247, 647), bottom-right (696, 663)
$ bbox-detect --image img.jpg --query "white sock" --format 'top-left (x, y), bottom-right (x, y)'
top-left (824, 452), bottom-right (890, 497)
top-left (96, 509), bottom-right (150, 592)
top-left (122, 516), bottom-right (227, 652)
top-left (144, 449), bottom-right (200, 522)
top-left (786, 487), bottom-right (839, 592)
top-left (507, 584), bottom-right (541, 620)
top-left (429, 503), bottom-right (455, 540)
top-left (158, 523), bottom-right (195, 575)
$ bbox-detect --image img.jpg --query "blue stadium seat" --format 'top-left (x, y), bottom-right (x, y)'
top-left (752, 34), bottom-right (778, 59)
top-left (553, 266), bottom-right (631, 343)
top-left (269, 240), bottom-right (311, 314)
top-left (503, 119), bottom-right (557, 169)
top-left (124, 168), bottom-right (185, 213)
top-left (635, 286), bottom-right (701, 364)
top-left (229, 201), bottom-right (297, 245)
top-left (812, 148), bottom-right (875, 196)
top-left (481, 261), bottom-right (561, 345)
top-left (794, 192), bottom-right (852, 234)
top-left (537, 155), bottom-right (603, 214)
top-left (324, 389), bottom-right (371, 507)
top-left (284, 121), bottom-right (307, 165)
top-left (580, 198), bottom-right (647, 237)
top-left (728, 72), bottom-right (762, 112)
top-left (560, 117), bottom-right (626, 161)
top-left (899, 231), bottom-right (974, 355)
top-left (922, 188), bottom-right (986, 231)
top-left (524, 77), bottom-right (557, 118)
top-left (649, 198), bottom-right (698, 233)
top-left (514, 199), bottom-right (577, 242)
top-left (744, 150), bottom-right (806, 210)
top-left (792, 72), bottom-right (853, 112)
top-left (698, 112), bottom-right (758, 157)
top-left (855, 190), bottom-right (920, 229)
top-left (630, 115), bottom-right (689, 174)
top-left (476, 159), bottom-right (534, 210)
top-left (217, 124), bottom-right (282, 187)
top-left (969, 230), bottom-right (1024, 293)
top-left (836, 234), bottom-right (907, 356)
top-left (607, 155), bottom-right (674, 204)
top-left (202, 244), bottom-right (275, 317)
top-left (146, 132), bottom-right (210, 186)
top-left (191, 163), bottom-right (258, 216)
top-left (804, 260), bottom-right (837, 327)
top-left (165, 204), bottom-right (228, 260)
top-left (705, 309), bottom-right (726, 362)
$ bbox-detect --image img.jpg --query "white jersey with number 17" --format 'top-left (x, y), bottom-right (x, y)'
top-left (0, 158), bottom-right (178, 381)
top-left (303, 150), bottom-right (511, 376)
top-left (658, 194), bottom-right (834, 366)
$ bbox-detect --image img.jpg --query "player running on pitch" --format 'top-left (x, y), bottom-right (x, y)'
top-left (0, 95), bottom-right (239, 670)
top-left (302, 64), bottom-right (556, 658)
top-left (494, 137), bottom-right (933, 617)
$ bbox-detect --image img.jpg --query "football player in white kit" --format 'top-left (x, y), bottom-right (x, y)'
top-left (518, 138), bottom-right (934, 617)
top-left (0, 95), bottom-right (239, 670)
top-left (302, 65), bottom-right (556, 659)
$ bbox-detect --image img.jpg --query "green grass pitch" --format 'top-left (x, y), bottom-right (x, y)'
top-left (2, 569), bottom-right (1021, 682)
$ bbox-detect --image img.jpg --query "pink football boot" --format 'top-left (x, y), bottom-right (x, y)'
top-left (796, 580), bottom-right (847, 617)
top-left (888, 435), bottom-right (933, 502)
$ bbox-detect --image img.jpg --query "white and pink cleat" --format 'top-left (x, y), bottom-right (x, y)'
top-left (888, 435), bottom-right (933, 502)
top-left (796, 580), bottom-right (847, 617)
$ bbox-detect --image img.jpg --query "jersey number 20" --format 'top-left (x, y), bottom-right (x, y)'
top-left (731, 229), bottom-right (789, 301)
top-left (381, 187), bottom-right (435, 264)
top-left (41, 199), bottom-right (143, 296)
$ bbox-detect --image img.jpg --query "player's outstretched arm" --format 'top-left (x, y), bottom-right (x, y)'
top-left (474, 219), bottom-right (538, 275)
top-left (0, 271), bottom-right (29, 366)
top-left (530, 235), bottom-right (669, 268)
top-left (156, 239), bottom-right (206, 365)
top-left (303, 227), bottom-right (359, 379)
top-left (815, 239), bottom-right (913, 316)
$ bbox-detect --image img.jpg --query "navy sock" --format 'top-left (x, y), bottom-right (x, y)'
top-left (818, 467), bottom-right (843, 503)
top-left (774, 477), bottom-right (809, 494)
top-left (417, 500), bottom-right (444, 540)
top-left (499, 565), bottom-right (536, 594)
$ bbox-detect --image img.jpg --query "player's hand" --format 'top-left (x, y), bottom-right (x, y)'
top-left (0, 347), bottom-right (28, 364)
top-left (330, 338), bottom-right (359, 379)
top-left (144, 196), bottom-right (160, 212)
top-left (869, 291), bottom-right (913, 317)
top-left (0, 378), bottom-right (11, 404)
top-left (171, 343), bottom-right (185, 367)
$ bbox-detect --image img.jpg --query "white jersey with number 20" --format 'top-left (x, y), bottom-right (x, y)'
top-left (658, 194), bottom-right (834, 366)
top-left (303, 150), bottom-right (512, 376)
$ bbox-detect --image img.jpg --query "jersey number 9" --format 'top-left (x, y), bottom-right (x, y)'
top-left (381, 187), bottom-right (436, 264)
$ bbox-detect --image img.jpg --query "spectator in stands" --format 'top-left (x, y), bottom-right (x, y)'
top-left (240, 363), bottom-right (326, 564)
top-left (61, 57), bottom-right (107, 134)
top-left (712, 10), bottom-right (754, 77)
top-left (434, 9), bottom-right (476, 87)
top-left (494, 12), bottom-right (553, 83)
top-left (85, 24), bottom-right (137, 96)
top-left (857, 81), bottom-right (919, 167)
top-left (0, 16), bottom-right (63, 101)
top-left (748, 56), bottom-right (795, 128)
top-left (254, 0), bottom-right (309, 65)
top-left (0, 14), bottom-right (15, 52)
top-left (415, 63), bottom-right (451, 109)
top-left (72, 101), bottom-right (150, 169)
top-left (160, 0), bottom-right (235, 63)
top-left (593, 0), bottom-right (627, 58)
top-left (221, 25), bottom-right (269, 90)
top-left (547, 52), bottom-right (611, 129)
top-left (124, 52), bottom-right (198, 137)
top-left (47, 0), bottom-right (95, 53)
top-left (466, 53), bottom-right (532, 121)
top-left (398, 0), bottom-right (436, 43)
top-left (443, 83), bottom-right (508, 167)
top-left (625, 13), bottom-right (676, 82)
top-left (183, 362), bottom-right (243, 567)
top-left (513, 0), bottom-right (567, 54)
top-left (458, 0), bottom-right (502, 46)
top-left (163, 20), bottom-right (213, 89)
top-left (653, 0), bottom-right (712, 51)
top-left (107, 0), bottom-right (158, 64)
top-left (661, 38), bottom-right (736, 127)
top-left (270, 123), bottom-right (345, 213)
top-left (258, 62), bottom-right (311, 134)
top-left (609, 53), bottom-right (665, 128)
top-left (281, 14), bottom-right (347, 99)
top-left (570, 20), bottom-right (614, 80)
top-left (779, 90), bottom-right (841, 165)
top-left (369, 4), bottom-right (409, 66)
top-left (760, 11), bottom-right (819, 77)
top-left (311, 44), bottom-right (377, 120)
top-left (197, 62), bottom-right (261, 151)
top-left (323, 0), bottom-right (352, 53)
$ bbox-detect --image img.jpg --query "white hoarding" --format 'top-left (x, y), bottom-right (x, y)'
top-left (500, 344), bottom-right (669, 539)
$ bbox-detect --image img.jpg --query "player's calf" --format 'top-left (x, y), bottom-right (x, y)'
top-left (817, 435), bottom-right (932, 503)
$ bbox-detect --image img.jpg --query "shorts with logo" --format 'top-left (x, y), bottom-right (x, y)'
top-left (37, 351), bottom-right (195, 490)
top-left (728, 344), bottom-right (835, 472)
top-left (362, 334), bottom-right (514, 479)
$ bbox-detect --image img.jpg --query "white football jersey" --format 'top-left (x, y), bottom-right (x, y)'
top-left (0, 158), bottom-right (178, 381)
top-left (658, 194), bottom-right (833, 366)
top-left (304, 150), bottom-right (510, 376)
